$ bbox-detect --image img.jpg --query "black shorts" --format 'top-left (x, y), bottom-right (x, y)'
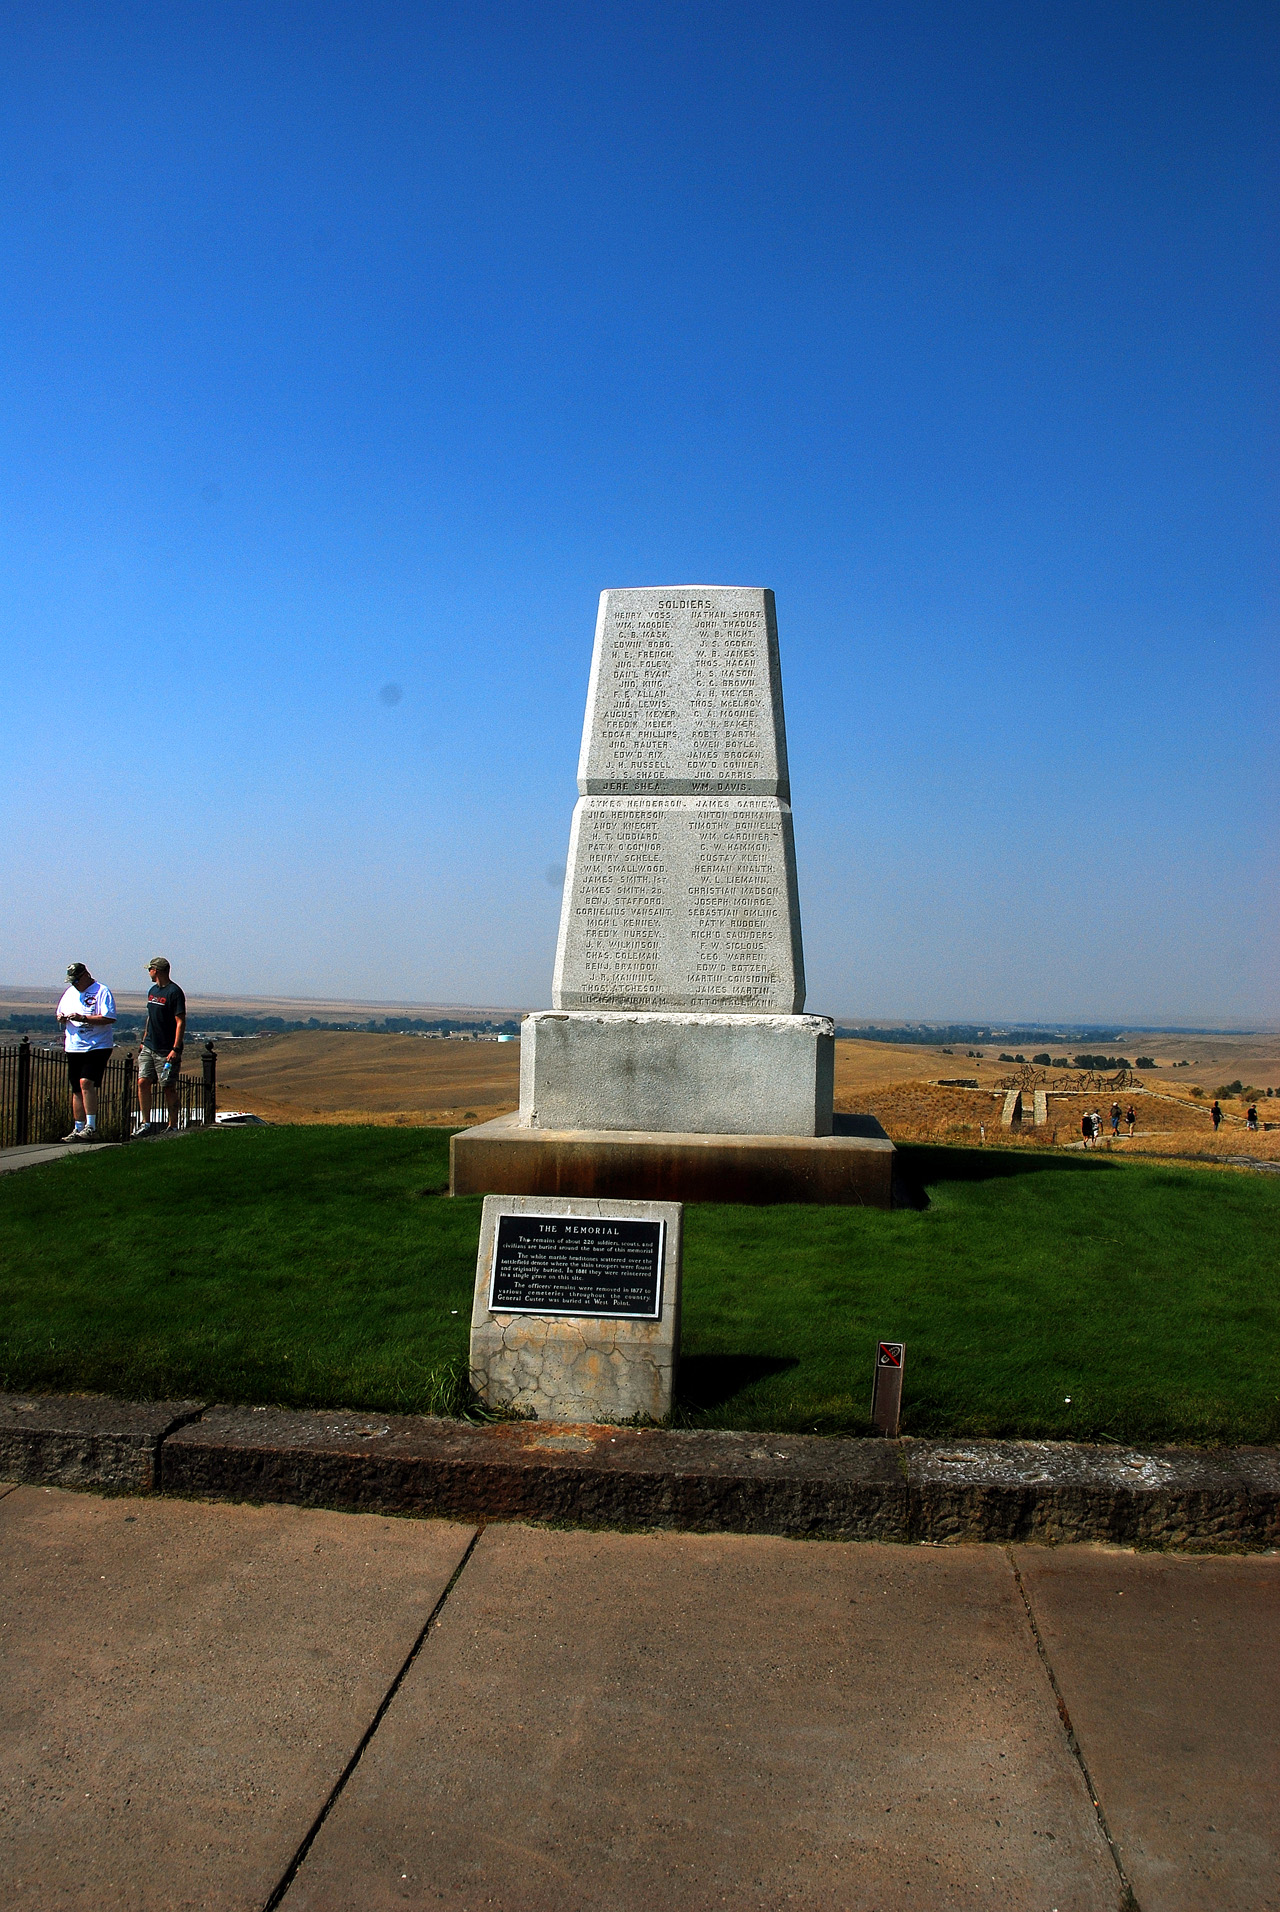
top-left (67, 1049), bottom-right (113, 1088)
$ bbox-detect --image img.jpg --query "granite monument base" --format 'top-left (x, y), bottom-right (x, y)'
top-left (451, 1112), bottom-right (895, 1208)
top-left (520, 1009), bottom-right (835, 1136)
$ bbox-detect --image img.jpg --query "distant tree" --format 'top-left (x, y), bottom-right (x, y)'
top-left (1136, 1057), bottom-right (1156, 1068)
top-left (1032, 1053), bottom-right (1051, 1065)
top-left (998, 1053), bottom-right (1014, 1062)
top-left (1215, 1080), bottom-right (1244, 1099)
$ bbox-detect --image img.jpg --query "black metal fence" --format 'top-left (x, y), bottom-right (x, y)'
top-left (0, 1039), bottom-right (218, 1148)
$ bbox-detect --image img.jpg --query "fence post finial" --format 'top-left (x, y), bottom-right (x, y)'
top-left (202, 1041), bottom-right (218, 1127)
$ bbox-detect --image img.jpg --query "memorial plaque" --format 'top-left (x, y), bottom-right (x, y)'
top-left (489, 1213), bottom-right (664, 1320)
top-left (553, 587), bottom-right (805, 1014)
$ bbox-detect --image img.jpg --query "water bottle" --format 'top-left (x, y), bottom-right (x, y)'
top-left (160, 1054), bottom-right (177, 1087)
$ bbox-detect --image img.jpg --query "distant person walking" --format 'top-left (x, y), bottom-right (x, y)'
top-left (1081, 1111), bottom-right (1093, 1148)
top-left (136, 957), bottom-right (186, 1135)
top-left (1110, 1101), bottom-right (1121, 1137)
top-left (1125, 1104), bottom-right (1136, 1137)
top-left (56, 962), bottom-right (116, 1141)
top-left (1246, 1105), bottom-right (1259, 1132)
top-left (1211, 1100), bottom-right (1222, 1132)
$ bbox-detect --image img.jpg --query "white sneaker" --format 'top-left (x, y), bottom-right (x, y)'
top-left (62, 1128), bottom-right (85, 1143)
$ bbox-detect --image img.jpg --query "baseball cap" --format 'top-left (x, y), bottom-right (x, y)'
top-left (148, 955), bottom-right (170, 970)
top-left (66, 962), bottom-right (88, 979)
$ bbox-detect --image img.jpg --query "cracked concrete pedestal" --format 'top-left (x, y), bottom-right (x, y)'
top-left (520, 1009), bottom-right (834, 1136)
top-left (469, 1194), bottom-right (682, 1422)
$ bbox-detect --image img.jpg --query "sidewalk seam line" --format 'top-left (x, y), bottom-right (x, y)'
top-left (1006, 1545), bottom-right (1142, 1911)
top-left (259, 1524), bottom-right (484, 1912)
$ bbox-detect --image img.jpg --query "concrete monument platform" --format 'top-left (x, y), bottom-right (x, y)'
top-left (451, 1109), bottom-right (895, 1205)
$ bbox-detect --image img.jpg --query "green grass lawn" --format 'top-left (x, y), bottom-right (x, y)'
top-left (1, 1126), bottom-right (1276, 1444)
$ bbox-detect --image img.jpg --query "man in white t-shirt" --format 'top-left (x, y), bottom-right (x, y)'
top-left (56, 962), bottom-right (117, 1142)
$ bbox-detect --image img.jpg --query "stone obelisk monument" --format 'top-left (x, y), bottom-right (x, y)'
top-left (450, 588), bottom-right (894, 1205)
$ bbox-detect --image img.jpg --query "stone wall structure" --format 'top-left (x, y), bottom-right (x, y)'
top-left (450, 585), bottom-right (895, 1204)
top-left (552, 587), bottom-right (803, 1014)
top-left (525, 587), bottom-right (832, 1137)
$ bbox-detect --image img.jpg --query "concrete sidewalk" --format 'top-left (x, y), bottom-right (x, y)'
top-left (0, 1140), bottom-right (119, 1174)
top-left (1, 1487), bottom-right (1274, 1910)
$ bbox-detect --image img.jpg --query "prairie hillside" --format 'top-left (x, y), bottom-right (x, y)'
top-left (835, 1032), bottom-right (1280, 1158)
top-left (215, 1031), bottom-right (520, 1126)
top-left (211, 1026), bottom-right (1280, 1158)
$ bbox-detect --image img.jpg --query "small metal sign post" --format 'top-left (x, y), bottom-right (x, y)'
top-left (871, 1340), bottom-right (905, 1436)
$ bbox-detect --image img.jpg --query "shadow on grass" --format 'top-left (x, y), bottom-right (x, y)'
top-left (897, 1142), bottom-right (1121, 1193)
top-left (677, 1353), bottom-right (798, 1412)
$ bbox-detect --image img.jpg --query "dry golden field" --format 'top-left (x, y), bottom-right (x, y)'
top-left (834, 1033), bottom-right (1280, 1160)
top-left (210, 1026), bottom-right (1280, 1160)
top-left (215, 1030), bottom-right (521, 1127)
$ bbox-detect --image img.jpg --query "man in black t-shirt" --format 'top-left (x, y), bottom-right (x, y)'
top-left (137, 956), bottom-right (187, 1134)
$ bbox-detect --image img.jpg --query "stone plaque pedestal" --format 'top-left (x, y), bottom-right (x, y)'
top-left (469, 1195), bottom-right (683, 1423)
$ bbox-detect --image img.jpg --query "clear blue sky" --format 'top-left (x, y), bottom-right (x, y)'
top-left (1, 2), bottom-right (1274, 1024)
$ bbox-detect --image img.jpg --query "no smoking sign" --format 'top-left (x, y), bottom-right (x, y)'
top-left (872, 1340), bottom-right (906, 1434)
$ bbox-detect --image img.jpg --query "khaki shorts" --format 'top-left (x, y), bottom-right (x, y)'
top-left (138, 1046), bottom-right (182, 1083)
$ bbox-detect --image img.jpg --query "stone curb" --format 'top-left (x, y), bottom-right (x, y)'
top-left (161, 1406), bottom-right (909, 1539)
top-left (1, 1393), bottom-right (1277, 1548)
top-left (0, 1393), bottom-right (205, 1491)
